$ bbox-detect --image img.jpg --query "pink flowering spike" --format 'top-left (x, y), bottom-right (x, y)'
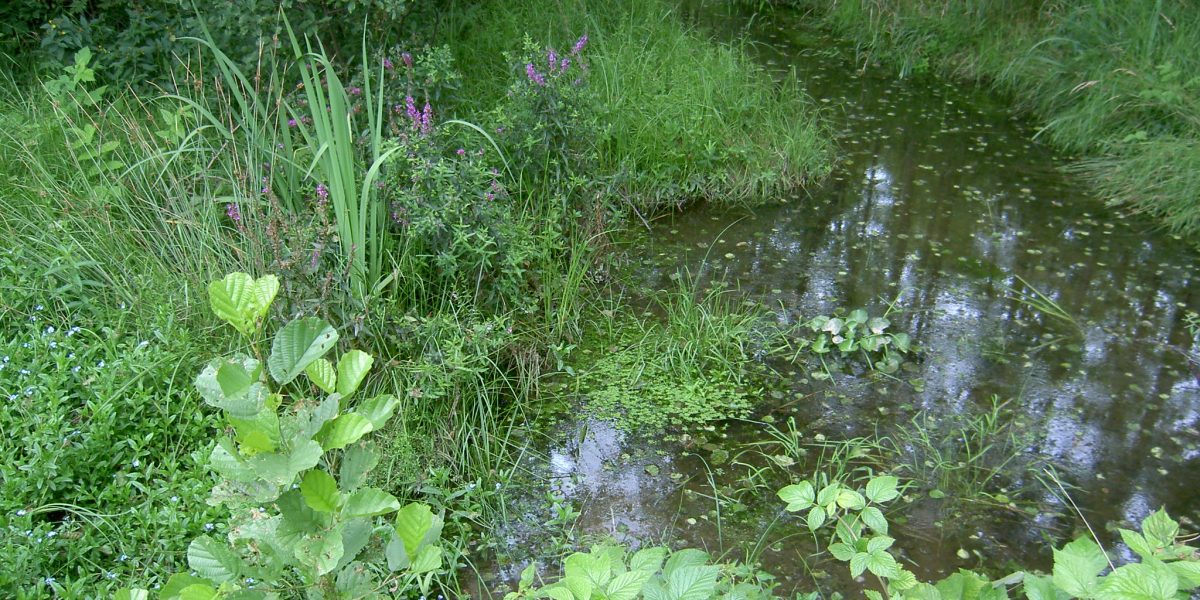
top-left (420, 102), bottom-right (433, 136)
top-left (571, 34), bottom-right (588, 55)
top-left (384, 58), bottom-right (394, 70)
top-left (560, 57), bottom-right (570, 72)
top-left (405, 95), bottom-right (419, 129)
top-left (547, 49), bottom-right (559, 73)
top-left (401, 52), bottom-right (413, 68)
top-left (226, 203), bottom-right (241, 222)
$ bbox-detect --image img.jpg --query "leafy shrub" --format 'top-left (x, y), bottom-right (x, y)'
top-left (119, 272), bottom-right (447, 598)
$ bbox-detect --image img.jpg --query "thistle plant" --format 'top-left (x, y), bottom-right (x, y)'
top-left (119, 273), bottom-right (444, 599)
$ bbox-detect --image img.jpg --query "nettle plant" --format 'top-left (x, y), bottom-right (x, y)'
top-left (122, 273), bottom-right (444, 599)
top-left (504, 545), bottom-right (777, 600)
top-left (787, 309), bottom-right (912, 375)
top-left (780, 475), bottom-right (1200, 600)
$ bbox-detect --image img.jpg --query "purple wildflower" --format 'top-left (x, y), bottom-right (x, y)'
top-left (316, 183), bottom-right (329, 204)
top-left (384, 58), bottom-right (394, 70)
top-left (547, 49), bottom-right (559, 73)
top-left (560, 57), bottom-right (570, 72)
top-left (571, 34), bottom-right (588, 55)
top-left (226, 203), bottom-right (241, 222)
top-left (456, 148), bottom-right (466, 156)
top-left (401, 52), bottom-right (413, 68)
top-left (525, 63), bottom-right (546, 86)
top-left (420, 102), bottom-right (433, 136)
top-left (287, 118), bottom-right (297, 127)
top-left (405, 96), bottom-right (419, 129)
top-left (348, 86), bottom-right (362, 96)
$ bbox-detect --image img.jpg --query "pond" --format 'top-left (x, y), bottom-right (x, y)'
top-left (475, 5), bottom-right (1200, 596)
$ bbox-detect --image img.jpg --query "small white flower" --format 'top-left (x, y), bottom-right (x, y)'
top-left (204, 523), bottom-right (214, 531)
top-left (131, 459), bottom-right (140, 468)
top-left (119, 554), bottom-right (129, 562)
top-left (48, 341), bottom-right (57, 349)
top-left (16, 509), bottom-right (26, 516)
top-left (97, 360), bottom-right (105, 368)
top-left (43, 576), bottom-right (55, 585)
top-left (170, 496), bottom-right (179, 502)
top-left (45, 326), bottom-right (55, 335)
top-left (19, 369), bottom-right (30, 375)
top-left (72, 366), bottom-right (81, 373)
top-left (34, 305), bottom-right (44, 311)
top-left (137, 340), bottom-right (149, 349)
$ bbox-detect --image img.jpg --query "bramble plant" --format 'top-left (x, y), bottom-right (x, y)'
top-left (780, 474), bottom-right (1200, 600)
top-left (120, 273), bottom-right (444, 599)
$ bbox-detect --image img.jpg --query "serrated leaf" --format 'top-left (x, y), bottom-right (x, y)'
top-left (178, 585), bottom-right (220, 600)
top-left (606, 569), bottom-right (653, 600)
top-left (565, 552), bottom-right (612, 590)
top-left (1052, 537), bottom-right (1108, 599)
top-left (837, 489), bottom-right (867, 510)
top-left (301, 469), bottom-right (341, 513)
top-left (830, 542), bottom-right (857, 562)
top-left (663, 548), bottom-right (709, 577)
top-left (306, 358), bottom-right (337, 394)
top-left (861, 506), bottom-right (889, 534)
top-left (1120, 529), bottom-right (1155, 560)
top-left (630, 546), bottom-right (668, 573)
top-left (1025, 573), bottom-right (1069, 600)
top-left (355, 394), bottom-right (400, 429)
top-left (114, 590), bottom-right (150, 600)
top-left (850, 552), bottom-right (870, 577)
top-left (187, 536), bottom-right (242, 584)
top-left (1096, 560), bottom-right (1177, 600)
top-left (343, 487), bottom-right (400, 518)
top-left (315, 413), bottom-right (374, 451)
top-left (1141, 509), bottom-right (1179, 549)
top-left (336, 350), bottom-right (374, 399)
top-left (778, 482), bottom-right (815, 512)
top-left (817, 483), bottom-right (840, 506)
top-left (520, 563), bottom-right (537, 590)
top-left (890, 569), bottom-right (919, 592)
top-left (866, 549), bottom-right (901, 578)
top-left (667, 564), bottom-right (720, 600)
top-left (1167, 561), bottom-right (1200, 588)
top-left (337, 519), bottom-right (373, 570)
top-left (208, 273), bottom-right (263, 335)
top-left (868, 536), bottom-right (896, 553)
top-left (269, 317), bottom-right (338, 385)
top-left (807, 506), bottom-right (827, 530)
top-left (867, 476), bottom-right (900, 503)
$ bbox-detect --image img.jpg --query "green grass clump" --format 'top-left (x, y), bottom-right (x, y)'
top-left (792, 0), bottom-right (1200, 238)
top-left (447, 0), bottom-right (832, 211)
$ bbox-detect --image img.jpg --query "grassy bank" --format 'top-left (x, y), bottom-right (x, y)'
top-left (787, 0), bottom-right (1200, 237)
top-left (446, 0), bottom-right (832, 212)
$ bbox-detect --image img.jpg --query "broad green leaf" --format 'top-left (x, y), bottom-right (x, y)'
top-left (228, 397), bottom-right (281, 456)
top-left (667, 564), bottom-right (720, 600)
top-left (606, 569), bottom-right (654, 600)
top-left (305, 359), bottom-right (337, 394)
top-left (394, 502), bottom-right (435, 556)
top-left (355, 394), bottom-right (400, 430)
top-left (208, 273), bottom-right (263, 335)
top-left (196, 356), bottom-right (267, 417)
top-left (865, 591), bottom-right (884, 600)
top-left (178, 585), bottom-right (220, 600)
top-left (1096, 560), bottom-right (1177, 600)
top-left (1120, 529), bottom-right (1155, 560)
top-left (862, 506), bottom-right (889, 534)
top-left (301, 469), bottom-right (341, 513)
top-left (295, 532), bottom-right (344, 576)
top-left (315, 413), bottom-right (374, 451)
top-left (890, 569), bottom-right (920, 592)
top-left (630, 546), bottom-right (668, 573)
top-left (830, 542), bottom-right (856, 562)
top-left (563, 575), bottom-right (595, 600)
top-left (935, 570), bottom-right (992, 600)
top-left (385, 531), bottom-right (412, 572)
top-left (663, 548), bottom-right (710, 577)
top-left (892, 333), bottom-right (912, 353)
top-left (343, 487), bottom-right (401, 518)
top-left (868, 536), bottom-right (896, 553)
top-left (520, 563), bottom-right (537, 590)
top-left (115, 589), bottom-right (151, 600)
top-left (187, 536), bottom-right (243, 583)
top-left (338, 519), bottom-right (373, 569)
top-left (848, 309), bottom-right (869, 323)
top-left (160, 574), bottom-right (214, 599)
top-left (565, 552), bottom-right (612, 590)
top-left (336, 349), bottom-right (374, 399)
top-left (409, 544), bottom-right (443, 574)
top-left (867, 476), bottom-right (901, 503)
top-left (209, 439), bottom-right (256, 481)
top-left (837, 489), bottom-right (867, 510)
top-left (807, 506), bottom-right (826, 530)
top-left (817, 483), bottom-right (840, 506)
top-left (335, 560), bottom-right (377, 597)
top-left (1141, 509), bottom-right (1179, 549)
top-left (778, 482), bottom-right (815, 512)
top-left (1053, 537), bottom-right (1109, 598)
top-left (250, 440), bottom-right (323, 486)
top-left (1025, 574), bottom-right (1069, 600)
top-left (866, 549), bottom-right (901, 578)
top-left (539, 585), bottom-right (578, 600)
top-left (339, 442), bottom-right (378, 491)
top-left (850, 552), bottom-right (870, 578)
top-left (1168, 561), bottom-right (1200, 588)
top-left (269, 317), bottom-right (338, 385)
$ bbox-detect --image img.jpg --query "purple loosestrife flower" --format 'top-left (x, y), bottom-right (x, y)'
top-left (316, 183), bottom-right (329, 201)
top-left (560, 57), bottom-right (570, 72)
top-left (456, 148), bottom-right (466, 156)
top-left (525, 63), bottom-right (546, 86)
top-left (348, 86), bottom-right (362, 96)
top-left (401, 52), bottom-right (413, 68)
top-left (420, 102), bottom-right (433, 136)
top-left (226, 203), bottom-right (241, 222)
top-left (572, 34), bottom-right (588, 55)
top-left (287, 118), bottom-right (297, 127)
top-left (384, 58), bottom-right (394, 70)
top-left (405, 96), bottom-right (419, 129)
top-left (547, 49), bottom-right (559, 74)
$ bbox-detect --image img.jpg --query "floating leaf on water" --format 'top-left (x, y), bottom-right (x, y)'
top-left (644, 464), bottom-right (660, 476)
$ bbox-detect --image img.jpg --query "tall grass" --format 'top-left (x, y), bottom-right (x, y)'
top-left (792, 0), bottom-right (1200, 238)
top-left (447, 0), bottom-right (832, 211)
